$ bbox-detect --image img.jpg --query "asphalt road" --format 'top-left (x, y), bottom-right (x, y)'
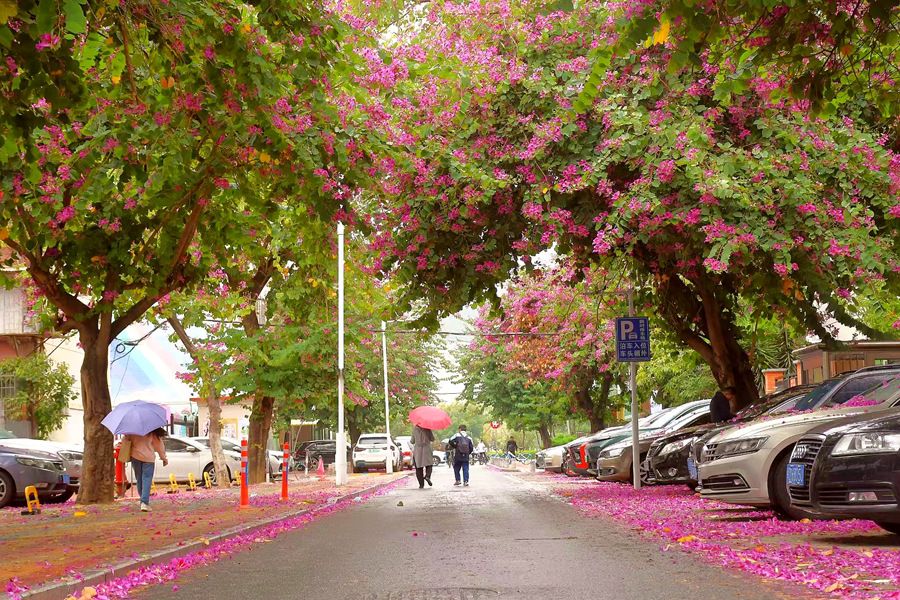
top-left (140, 465), bottom-right (805, 600)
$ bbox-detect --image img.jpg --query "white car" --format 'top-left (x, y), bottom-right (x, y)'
top-left (536, 446), bottom-right (565, 472)
top-left (124, 435), bottom-right (241, 486)
top-left (394, 437), bottom-right (414, 469)
top-left (192, 437), bottom-right (285, 478)
top-left (698, 372), bottom-right (900, 518)
top-left (352, 434), bottom-right (401, 473)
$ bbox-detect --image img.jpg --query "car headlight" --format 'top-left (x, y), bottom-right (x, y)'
top-left (659, 438), bottom-right (694, 456)
top-left (715, 437), bottom-right (768, 458)
top-left (832, 433), bottom-right (900, 456)
top-left (17, 457), bottom-right (61, 471)
top-left (599, 446), bottom-right (628, 459)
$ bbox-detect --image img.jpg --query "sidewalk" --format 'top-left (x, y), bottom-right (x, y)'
top-left (510, 470), bottom-right (900, 599)
top-left (1, 473), bottom-right (406, 597)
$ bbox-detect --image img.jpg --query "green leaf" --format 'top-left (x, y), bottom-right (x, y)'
top-left (36, 0), bottom-right (55, 32)
top-left (64, 0), bottom-right (87, 34)
top-left (0, 0), bottom-right (16, 22)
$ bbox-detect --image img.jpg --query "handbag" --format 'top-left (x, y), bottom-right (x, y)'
top-left (118, 438), bottom-right (132, 463)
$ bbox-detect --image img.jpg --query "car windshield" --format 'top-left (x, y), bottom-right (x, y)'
top-left (194, 439), bottom-right (241, 452)
top-left (792, 378), bottom-right (843, 412)
top-left (358, 437), bottom-right (388, 446)
top-left (823, 376), bottom-right (900, 408)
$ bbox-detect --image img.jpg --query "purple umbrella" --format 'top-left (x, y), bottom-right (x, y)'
top-left (101, 400), bottom-right (168, 436)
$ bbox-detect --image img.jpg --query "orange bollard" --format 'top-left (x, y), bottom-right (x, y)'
top-left (316, 456), bottom-right (325, 477)
top-left (239, 439), bottom-right (249, 508)
top-left (281, 442), bottom-right (289, 501)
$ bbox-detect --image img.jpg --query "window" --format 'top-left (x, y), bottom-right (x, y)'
top-left (163, 438), bottom-right (191, 452)
top-left (0, 376), bottom-right (18, 399)
top-left (875, 358), bottom-right (900, 366)
top-left (828, 374), bottom-right (898, 406)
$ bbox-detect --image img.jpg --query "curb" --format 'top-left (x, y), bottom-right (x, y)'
top-left (6, 474), bottom-right (410, 600)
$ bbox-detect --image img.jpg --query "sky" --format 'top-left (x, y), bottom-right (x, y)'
top-left (106, 312), bottom-right (476, 413)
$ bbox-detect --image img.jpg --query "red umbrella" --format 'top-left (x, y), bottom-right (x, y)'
top-left (408, 406), bottom-right (451, 430)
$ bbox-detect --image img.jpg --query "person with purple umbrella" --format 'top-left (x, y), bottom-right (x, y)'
top-left (125, 428), bottom-right (168, 512)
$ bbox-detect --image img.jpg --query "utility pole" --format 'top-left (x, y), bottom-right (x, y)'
top-left (335, 222), bottom-right (347, 486)
top-left (628, 287), bottom-right (640, 490)
top-left (381, 320), bottom-right (393, 474)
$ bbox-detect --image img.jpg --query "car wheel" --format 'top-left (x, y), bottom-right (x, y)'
top-left (432, 456), bottom-right (440, 466)
top-left (44, 489), bottom-right (75, 504)
top-left (770, 449), bottom-right (811, 520)
top-left (0, 470), bottom-right (15, 508)
top-left (353, 466), bottom-right (365, 473)
top-left (875, 521), bottom-right (900, 536)
top-left (203, 463), bottom-right (231, 486)
top-left (639, 458), bottom-right (653, 485)
top-left (686, 479), bottom-right (699, 492)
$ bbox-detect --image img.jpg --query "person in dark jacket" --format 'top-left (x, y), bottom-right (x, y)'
top-left (710, 387), bottom-right (736, 423)
top-left (449, 425), bottom-right (473, 486)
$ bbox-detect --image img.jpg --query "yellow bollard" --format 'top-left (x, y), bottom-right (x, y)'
top-left (21, 485), bottom-right (41, 515)
top-left (150, 481), bottom-right (158, 496)
top-left (203, 471), bottom-right (213, 489)
top-left (166, 473), bottom-right (180, 494)
top-left (187, 472), bottom-right (197, 491)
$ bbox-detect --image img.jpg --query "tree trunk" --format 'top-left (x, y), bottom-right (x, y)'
top-left (165, 316), bottom-right (230, 488)
top-left (348, 415), bottom-right (361, 450)
top-left (247, 395), bottom-right (275, 484)
top-left (537, 423), bottom-right (552, 449)
top-left (77, 332), bottom-right (115, 504)
top-left (206, 390), bottom-right (231, 488)
top-left (573, 366), bottom-right (605, 432)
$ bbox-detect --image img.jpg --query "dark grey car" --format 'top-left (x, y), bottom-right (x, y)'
top-left (0, 444), bottom-right (70, 508)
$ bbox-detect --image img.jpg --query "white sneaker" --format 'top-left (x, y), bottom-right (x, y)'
top-left (140, 502), bottom-right (150, 512)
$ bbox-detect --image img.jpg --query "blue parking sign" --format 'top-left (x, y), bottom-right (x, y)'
top-left (615, 317), bottom-right (651, 362)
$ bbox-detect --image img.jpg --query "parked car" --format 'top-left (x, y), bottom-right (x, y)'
top-left (124, 435), bottom-right (242, 486)
top-left (799, 409), bottom-right (900, 535)
top-left (432, 450), bottom-right (445, 466)
top-left (192, 437), bottom-right (283, 477)
top-left (0, 438), bottom-right (83, 498)
top-left (0, 444), bottom-right (70, 507)
top-left (597, 400), bottom-right (712, 483)
top-left (698, 368), bottom-right (900, 518)
top-left (395, 438), bottom-right (414, 469)
top-left (351, 434), bottom-right (401, 473)
top-left (293, 439), bottom-right (351, 471)
top-left (582, 407), bottom-right (690, 477)
top-left (649, 385), bottom-right (815, 489)
top-left (536, 446), bottom-right (566, 472)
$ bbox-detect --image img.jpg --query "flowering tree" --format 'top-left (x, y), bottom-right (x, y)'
top-left (366, 0), bottom-right (899, 410)
top-left (0, 3), bottom-right (374, 502)
top-left (578, 0), bottom-right (900, 122)
top-left (458, 266), bottom-right (629, 436)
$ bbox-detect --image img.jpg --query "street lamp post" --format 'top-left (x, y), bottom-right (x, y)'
top-left (335, 222), bottom-right (347, 486)
top-left (381, 320), bottom-right (393, 474)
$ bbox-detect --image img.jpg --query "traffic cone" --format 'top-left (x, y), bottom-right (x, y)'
top-left (316, 456), bottom-right (325, 476)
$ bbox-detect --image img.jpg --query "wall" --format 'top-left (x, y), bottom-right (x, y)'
top-left (196, 399), bottom-right (253, 442)
top-left (47, 334), bottom-right (85, 445)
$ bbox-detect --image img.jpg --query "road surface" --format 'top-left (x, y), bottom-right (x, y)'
top-left (140, 465), bottom-right (805, 600)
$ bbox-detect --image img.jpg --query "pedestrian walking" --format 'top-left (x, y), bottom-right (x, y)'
top-left (450, 425), bottom-right (473, 486)
top-left (411, 424), bottom-right (435, 489)
top-left (709, 387), bottom-right (736, 423)
top-left (125, 427), bottom-right (168, 512)
top-left (504, 438), bottom-right (519, 463)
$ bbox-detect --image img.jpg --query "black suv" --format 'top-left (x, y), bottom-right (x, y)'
top-left (298, 440), bottom-right (350, 470)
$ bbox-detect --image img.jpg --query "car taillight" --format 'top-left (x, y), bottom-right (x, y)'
top-left (578, 444), bottom-right (588, 468)
top-left (403, 451), bottom-right (411, 457)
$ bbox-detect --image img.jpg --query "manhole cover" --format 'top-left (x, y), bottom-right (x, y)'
top-left (357, 588), bottom-right (501, 600)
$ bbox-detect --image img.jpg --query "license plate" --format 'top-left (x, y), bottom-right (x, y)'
top-left (62, 474), bottom-right (71, 484)
top-left (786, 463), bottom-right (805, 487)
top-left (687, 457), bottom-right (698, 480)
top-left (368, 449), bottom-right (380, 453)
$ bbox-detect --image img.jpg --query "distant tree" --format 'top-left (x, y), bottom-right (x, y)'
top-left (0, 352), bottom-right (76, 439)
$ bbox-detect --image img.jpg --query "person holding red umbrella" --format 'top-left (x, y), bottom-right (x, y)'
top-left (408, 406), bottom-right (451, 489)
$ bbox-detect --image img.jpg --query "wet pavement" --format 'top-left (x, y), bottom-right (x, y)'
top-left (139, 465), bottom-right (807, 600)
